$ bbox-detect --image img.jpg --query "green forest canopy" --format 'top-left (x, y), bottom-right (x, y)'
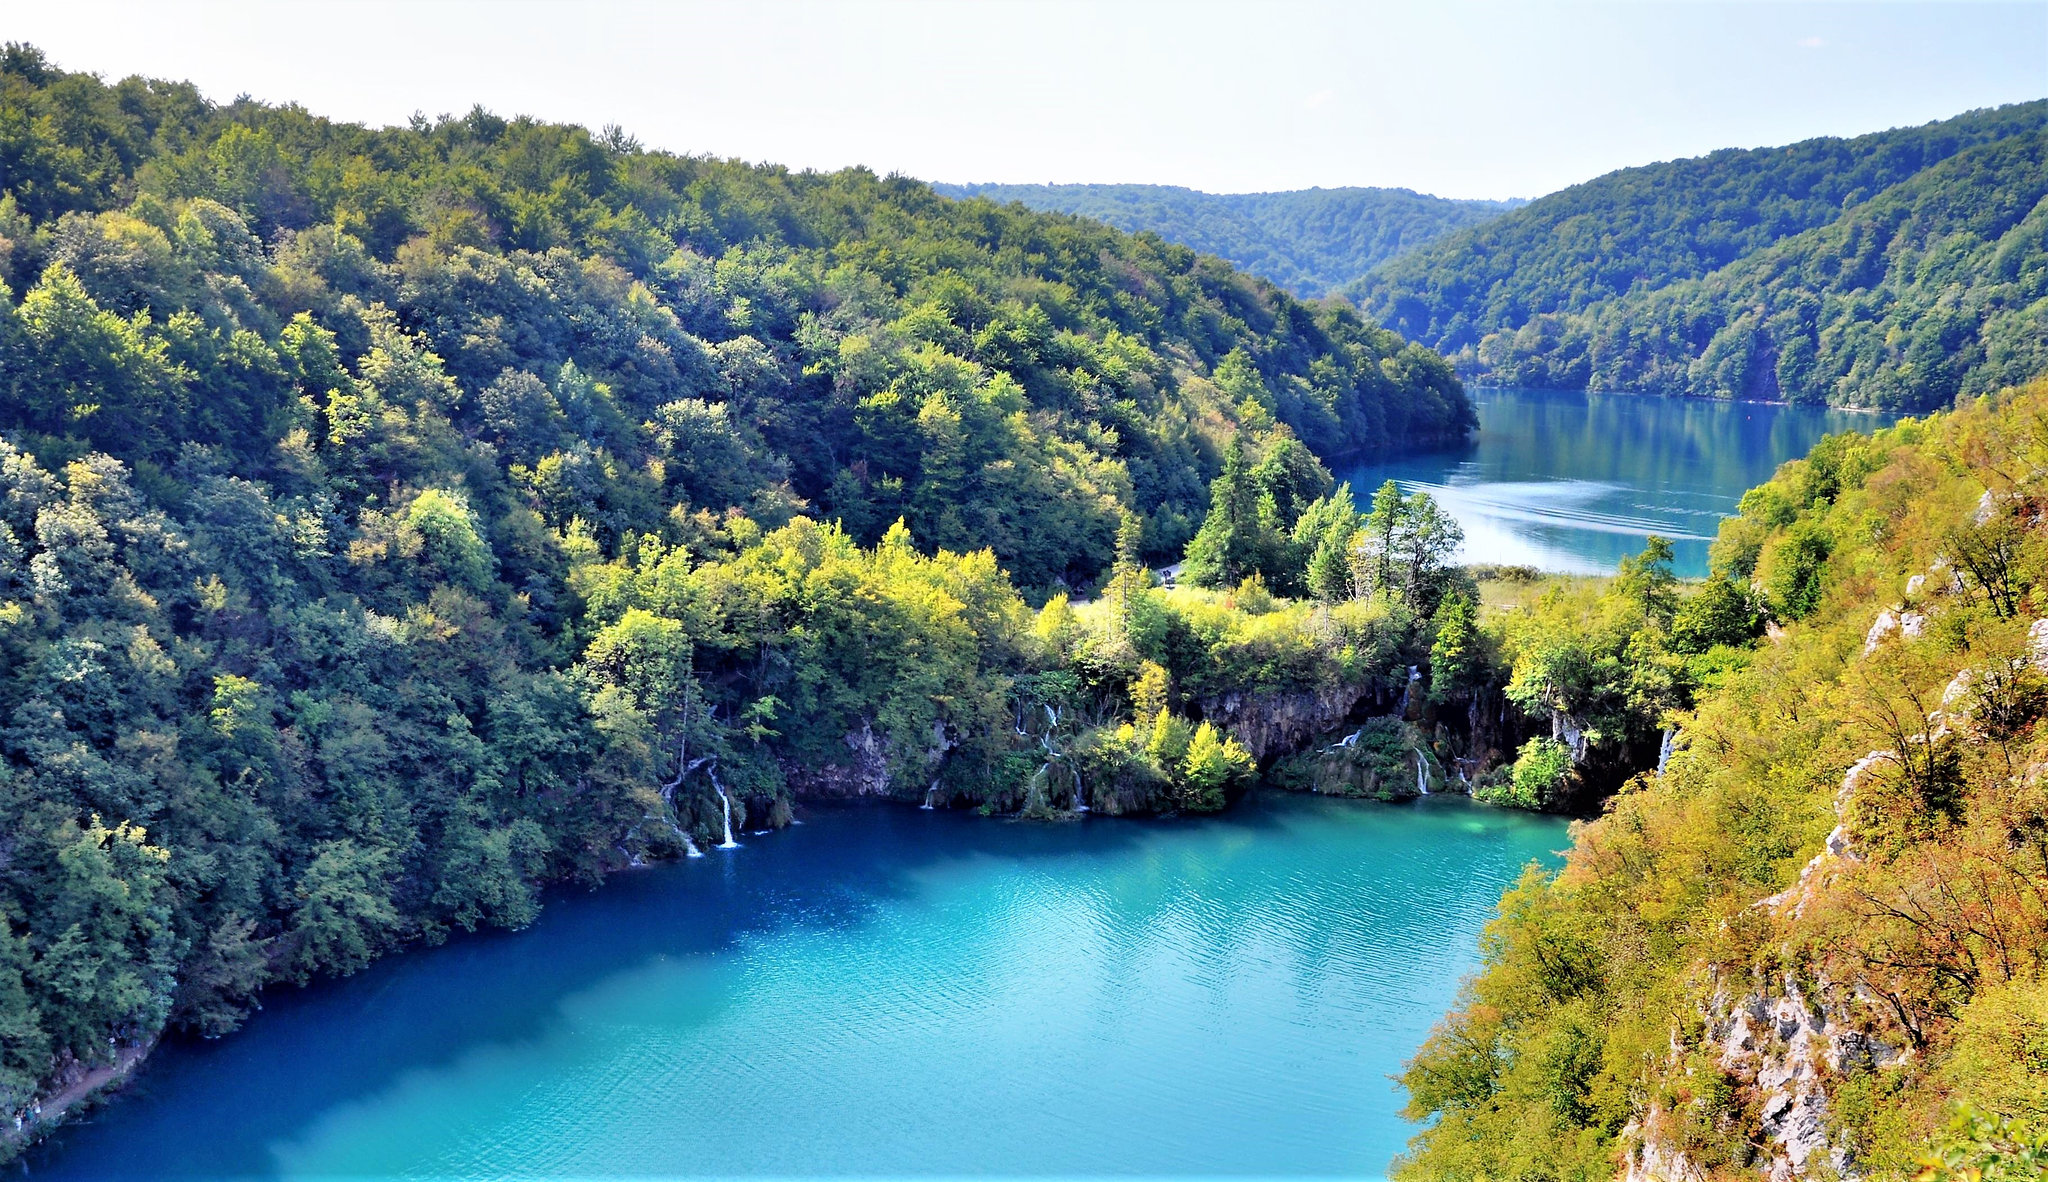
top-left (0, 45), bottom-right (1473, 587)
top-left (1351, 99), bottom-right (2048, 410)
top-left (933, 182), bottom-right (1519, 300)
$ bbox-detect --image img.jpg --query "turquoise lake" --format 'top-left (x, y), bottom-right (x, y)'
top-left (30, 794), bottom-right (1567, 1180)
top-left (1343, 388), bottom-right (1892, 576)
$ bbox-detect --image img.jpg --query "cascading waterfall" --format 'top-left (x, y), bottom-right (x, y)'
top-left (921, 781), bottom-right (939, 810)
top-left (705, 762), bottom-right (740, 849)
top-left (1415, 749), bottom-right (1430, 796)
top-left (1072, 774), bottom-right (1088, 814)
top-left (1657, 728), bottom-right (1678, 776)
top-left (716, 788), bottom-right (739, 848)
top-left (650, 750), bottom-right (708, 858)
top-left (1024, 701), bottom-right (1075, 816)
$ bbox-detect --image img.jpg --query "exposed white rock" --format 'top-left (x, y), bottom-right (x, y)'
top-left (2030, 618), bottom-right (2048, 673)
top-left (1758, 752), bottom-right (1883, 918)
top-left (1554, 711), bottom-right (1589, 762)
top-left (1862, 608), bottom-right (1926, 655)
top-left (1704, 974), bottom-right (1887, 1181)
top-left (1972, 487), bottom-right (2018, 526)
top-left (1925, 556), bottom-right (1965, 597)
top-left (1622, 1117), bottom-right (1707, 1182)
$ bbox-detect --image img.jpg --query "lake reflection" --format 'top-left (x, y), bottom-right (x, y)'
top-left (1343, 388), bottom-right (1893, 576)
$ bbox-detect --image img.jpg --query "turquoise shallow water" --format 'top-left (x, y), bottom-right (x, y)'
top-left (1343, 388), bottom-right (1892, 576)
top-left (29, 794), bottom-right (1566, 1181)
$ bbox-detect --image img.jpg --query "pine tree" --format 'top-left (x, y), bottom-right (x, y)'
top-left (1182, 437), bottom-right (1258, 588)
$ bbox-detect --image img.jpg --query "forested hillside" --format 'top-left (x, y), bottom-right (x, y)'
top-left (1436, 130), bottom-right (2048, 411)
top-left (1398, 380), bottom-right (2048, 1177)
top-left (934, 182), bottom-right (1517, 299)
top-left (0, 42), bottom-right (1474, 1142)
top-left (1353, 100), bottom-right (2048, 410)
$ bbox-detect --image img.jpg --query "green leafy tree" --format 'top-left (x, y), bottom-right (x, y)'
top-left (1917, 1107), bottom-right (2048, 1182)
top-left (1483, 737), bottom-right (1575, 812)
top-left (287, 840), bottom-right (402, 983)
top-left (1615, 535), bottom-right (1679, 626)
top-left (1356, 479), bottom-right (1406, 597)
top-left (1293, 483), bottom-right (1361, 602)
top-left (1669, 574), bottom-right (1764, 653)
top-left (1429, 592), bottom-right (1484, 703)
top-left (1179, 721), bottom-right (1254, 812)
top-left (29, 817), bottom-right (177, 1057)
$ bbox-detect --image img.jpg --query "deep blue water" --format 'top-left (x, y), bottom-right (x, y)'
top-left (28, 795), bottom-right (1567, 1181)
top-left (1343, 388), bottom-right (1893, 576)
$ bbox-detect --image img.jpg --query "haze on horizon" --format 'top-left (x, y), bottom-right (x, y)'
top-left (1, 0), bottom-right (2043, 201)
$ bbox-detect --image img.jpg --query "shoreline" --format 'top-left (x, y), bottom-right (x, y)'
top-left (1458, 380), bottom-right (1895, 413)
top-left (1, 705), bottom-right (1520, 1166)
top-left (3, 1038), bottom-right (157, 1158)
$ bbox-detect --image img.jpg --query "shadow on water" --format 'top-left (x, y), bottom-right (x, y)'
top-left (32, 794), bottom-right (1488, 1180)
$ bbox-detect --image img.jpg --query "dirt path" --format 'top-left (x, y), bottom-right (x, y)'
top-left (2, 1039), bottom-right (155, 1152)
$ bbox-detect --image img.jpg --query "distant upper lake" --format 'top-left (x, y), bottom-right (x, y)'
top-left (29, 794), bottom-right (1565, 1181)
top-left (1342, 388), bottom-right (1894, 577)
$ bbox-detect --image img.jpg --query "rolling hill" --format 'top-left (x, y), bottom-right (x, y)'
top-left (1350, 99), bottom-right (2048, 410)
top-left (933, 182), bottom-right (1518, 299)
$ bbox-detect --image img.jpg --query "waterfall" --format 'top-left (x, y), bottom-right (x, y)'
top-left (1657, 728), bottom-right (1678, 777)
top-left (1415, 749), bottom-right (1430, 796)
top-left (1022, 760), bottom-right (1051, 815)
top-left (653, 748), bottom-right (708, 858)
top-left (705, 762), bottom-right (739, 849)
top-left (921, 780), bottom-right (939, 810)
top-left (716, 782), bottom-right (741, 848)
top-left (1073, 775), bottom-right (1088, 814)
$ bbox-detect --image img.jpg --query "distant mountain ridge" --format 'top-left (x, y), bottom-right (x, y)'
top-left (1349, 99), bottom-right (2048, 410)
top-left (933, 182), bottom-right (1520, 298)
top-left (1460, 128), bottom-right (2048, 409)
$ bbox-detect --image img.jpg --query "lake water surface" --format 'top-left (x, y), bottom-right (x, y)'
top-left (31, 795), bottom-right (1566, 1181)
top-left (1343, 388), bottom-right (1892, 576)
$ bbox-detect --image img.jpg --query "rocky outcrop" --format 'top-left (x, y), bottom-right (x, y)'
top-left (779, 719), bottom-right (897, 797)
top-left (1301, 720), bottom-right (1436, 799)
top-left (1627, 968), bottom-right (1910, 1182)
top-left (1199, 683), bottom-right (1371, 760)
top-left (1622, 1118), bottom-right (1705, 1182)
top-left (1756, 751), bottom-right (1883, 920)
top-left (1553, 708), bottom-right (1590, 762)
top-left (1625, 731), bottom-right (1908, 1180)
top-left (1716, 973), bottom-right (1906, 1181)
top-left (1861, 607), bottom-right (1926, 654)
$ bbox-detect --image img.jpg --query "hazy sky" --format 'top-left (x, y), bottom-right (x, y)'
top-left (3, 1), bottom-right (2043, 200)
